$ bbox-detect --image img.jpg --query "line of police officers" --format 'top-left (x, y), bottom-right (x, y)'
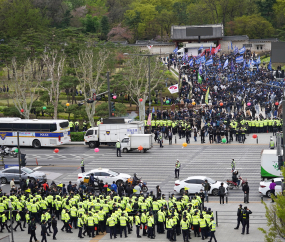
top-left (0, 189), bottom-right (217, 242)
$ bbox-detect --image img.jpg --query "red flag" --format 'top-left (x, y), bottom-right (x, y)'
top-left (214, 44), bottom-right (221, 54)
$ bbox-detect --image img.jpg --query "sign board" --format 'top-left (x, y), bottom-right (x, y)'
top-left (243, 44), bottom-right (252, 47)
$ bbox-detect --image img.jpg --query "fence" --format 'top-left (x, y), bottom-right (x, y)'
top-left (215, 211), bottom-right (267, 227)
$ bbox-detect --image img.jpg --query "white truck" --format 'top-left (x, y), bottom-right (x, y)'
top-left (261, 149), bottom-right (282, 179)
top-left (121, 134), bottom-right (153, 153)
top-left (84, 118), bottom-right (145, 148)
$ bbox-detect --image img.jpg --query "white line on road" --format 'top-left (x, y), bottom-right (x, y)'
top-left (33, 166), bottom-right (42, 170)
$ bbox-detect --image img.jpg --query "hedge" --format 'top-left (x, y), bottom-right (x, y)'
top-left (70, 132), bottom-right (85, 141)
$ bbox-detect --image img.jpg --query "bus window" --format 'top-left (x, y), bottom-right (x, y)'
top-left (50, 124), bottom-right (57, 132)
top-left (0, 123), bottom-right (13, 131)
top-left (13, 123), bottom-right (26, 131)
top-left (41, 124), bottom-right (50, 131)
top-left (60, 121), bottom-right (69, 129)
top-left (27, 124), bottom-right (41, 131)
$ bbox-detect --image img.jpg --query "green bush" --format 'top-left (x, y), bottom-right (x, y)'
top-left (70, 132), bottom-right (85, 141)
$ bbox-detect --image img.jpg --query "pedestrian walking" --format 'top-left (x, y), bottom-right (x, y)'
top-left (269, 179), bottom-right (276, 203)
top-left (175, 159), bottom-right (181, 178)
top-left (158, 133), bottom-right (163, 148)
top-left (135, 212), bottom-right (141, 238)
top-left (218, 183), bottom-right (226, 204)
top-left (242, 182), bottom-right (249, 203)
top-left (80, 158), bottom-right (85, 173)
top-left (51, 215), bottom-right (58, 240)
top-left (169, 130), bottom-right (173, 145)
top-left (41, 220), bottom-right (47, 242)
top-left (241, 206), bottom-right (252, 235)
top-left (208, 217), bottom-right (217, 242)
top-left (234, 204), bottom-right (243, 229)
top-left (14, 210), bottom-right (25, 231)
top-left (202, 179), bottom-right (211, 202)
top-left (28, 217), bottom-right (38, 242)
top-left (10, 178), bottom-right (15, 188)
top-left (231, 159), bottom-right (236, 172)
top-left (116, 139), bottom-right (122, 157)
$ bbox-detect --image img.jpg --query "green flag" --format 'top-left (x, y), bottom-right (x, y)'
top-left (205, 87), bottom-right (209, 104)
top-left (198, 73), bottom-right (202, 84)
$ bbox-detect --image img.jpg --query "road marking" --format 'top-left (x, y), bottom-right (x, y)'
top-left (33, 166), bottom-right (42, 170)
top-left (0, 184), bottom-right (5, 187)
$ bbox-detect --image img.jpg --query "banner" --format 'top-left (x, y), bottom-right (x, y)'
top-left (147, 113), bottom-right (152, 126)
top-left (205, 87), bottom-right (209, 104)
top-left (168, 84), bottom-right (179, 94)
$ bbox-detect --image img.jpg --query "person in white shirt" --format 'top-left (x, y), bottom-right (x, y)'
top-left (10, 178), bottom-right (15, 188)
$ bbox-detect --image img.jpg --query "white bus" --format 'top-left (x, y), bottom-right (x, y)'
top-left (0, 118), bottom-right (70, 148)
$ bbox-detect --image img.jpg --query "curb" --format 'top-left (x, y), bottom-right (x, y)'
top-left (64, 142), bottom-right (85, 145)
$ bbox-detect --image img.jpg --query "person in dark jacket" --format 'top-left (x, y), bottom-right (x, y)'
top-left (218, 183), bottom-right (226, 204)
top-left (29, 217), bottom-right (38, 242)
top-left (118, 183), bottom-right (124, 197)
top-left (67, 181), bottom-right (72, 193)
top-left (234, 204), bottom-right (243, 229)
top-left (126, 184), bottom-right (133, 197)
top-left (241, 206), bottom-right (252, 234)
top-left (41, 220), bottom-right (48, 242)
top-left (51, 215), bottom-right (58, 240)
top-left (62, 184), bottom-right (67, 195)
top-left (242, 182), bottom-right (249, 203)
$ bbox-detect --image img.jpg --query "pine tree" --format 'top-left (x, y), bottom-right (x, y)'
top-left (100, 16), bottom-right (110, 41)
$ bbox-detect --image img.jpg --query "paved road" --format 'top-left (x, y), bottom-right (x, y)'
top-left (1, 137), bottom-right (270, 202)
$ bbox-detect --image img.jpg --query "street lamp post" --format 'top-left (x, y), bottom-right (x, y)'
top-left (256, 81), bottom-right (285, 167)
top-left (8, 201), bottom-right (14, 242)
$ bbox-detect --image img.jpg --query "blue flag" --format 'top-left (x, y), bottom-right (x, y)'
top-left (243, 60), bottom-right (246, 69)
top-left (231, 60), bottom-right (235, 72)
top-left (234, 46), bottom-right (238, 55)
top-left (205, 58), bottom-right (213, 66)
top-left (198, 44), bottom-right (203, 51)
top-left (236, 56), bottom-right (243, 64)
top-left (223, 59), bottom-right (228, 69)
top-left (189, 59), bottom-right (193, 67)
top-left (199, 63), bottom-right (203, 75)
top-left (256, 56), bottom-right (261, 64)
top-left (268, 59), bottom-right (272, 70)
top-left (239, 47), bottom-right (246, 54)
top-left (173, 47), bottom-right (178, 53)
top-left (231, 42), bottom-right (233, 50)
top-left (200, 56), bottom-right (206, 63)
top-left (152, 107), bottom-right (155, 113)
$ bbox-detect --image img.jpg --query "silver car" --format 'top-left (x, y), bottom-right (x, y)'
top-left (0, 167), bottom-right (47, 184)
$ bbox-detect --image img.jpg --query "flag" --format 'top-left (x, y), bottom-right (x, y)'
top-left (205, 58), bottom-right (213, 66)
top-left (173, 47), bottom-right (178, 53)
top-left (197, 73), bottom-right (203, 84)
top-left (214, 44), bottom-right (221, 54)
top-left (243, 60), bottom-right (246, 69)
top-left (107, 188), bottom-right (111, 191)
top-left (223, 59), bottom-right (228, 69)
top-left (236, 56), bottom-right (243, 64)
top-left (200, 56), bottom-right (206, 63)
top-left (199, 63), bottom-right (203, 75)
top-left (205, 87), bottom-right (209, 104)
top-left (152, 107), bottom-right (155, 113)
top-left (184, 187), bottom-right (189, 191)
top-left (210, 45), bottom-right (212, 53)
top-left (256, 56), bottom-right (261, 64)
top-left (231, 42), bottom-right (233, 50)
top-left (239, 47), bottom-right (246, 54)
top-left (231, 60), bottom-right (235, 72)
top-left (147, 45), bottom-right (153, 50)
top-left (189, 59), bottom-right (193, 67)
top-left (234, 46), bottom-right (238, 55)
top-left (198, 44), bottom-right (203, 51)
top-left (168, 84), bottom-right (179, 94)
top-left (268, 59), bottom-right (272, 70)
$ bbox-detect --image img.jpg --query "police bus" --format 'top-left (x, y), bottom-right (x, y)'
top-left (0, 118), bottom-right (70, 148)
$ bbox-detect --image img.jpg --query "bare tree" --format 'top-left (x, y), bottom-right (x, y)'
top-left (74, 48), bottom-right (110, 127)
top-left (8, 58), bottom-right (41, 119)
top-left (122, 55), bottom-right (165, 121)
top-left (40, 50), bottom-right (65, 119)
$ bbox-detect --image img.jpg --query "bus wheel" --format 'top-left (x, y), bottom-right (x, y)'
top-left (32, 139), bottom-right (41, 149)
top-left (89, 142), bottom-right (95, 148)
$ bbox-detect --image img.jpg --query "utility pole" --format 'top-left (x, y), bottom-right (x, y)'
top-left (107, 71), bottom-right (111, 118)
top-left (17, 132), bottom-right (21, 180)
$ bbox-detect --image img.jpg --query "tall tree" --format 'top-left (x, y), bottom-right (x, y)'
top-left (100, 16), bottom-right (110, 40)
top-left (8, 58), bottom-right (41, 119)
top-left (40, 50), bottom-right (66, 119)
top-left (74, 47), bottom-right (110, 126)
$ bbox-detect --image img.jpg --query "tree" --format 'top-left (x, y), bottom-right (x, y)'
top-left (107, 23), bottom-right (133, 42)
top-left (8, 58), bottom-right (41, 119)
top-left (81, 14), bottom-right (100, 33)
top-left (0, 0), bottom-right (49, 38)
top-left (40, 50), bottom-right (66, 119)
top-left (259, 168), bottom-right (285, 242)
top-left (121, 54), bottom-right (166, 121)
top-left (225, 14), bottom-right (275, 39)
top-left (74, 47), bottom-right (110, 127)
top-left (100, 16), bottom-right (110, 40)
top-left (256, 0), bottom-right (276, 23)
top-left (95, 102), bottom-right (127, 118)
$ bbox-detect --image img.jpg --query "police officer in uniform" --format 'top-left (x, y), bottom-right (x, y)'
top-left (234, 204), bottom-right (243, 229)
top-left (241, 206), bottom-right (252, 235)
top-left (116, 140), bottom-right (122, 157)
top-left (80, 158), bottom-right (85, 173)
top-left (135, 211), bottom-right (141, 238)
top-left (69, 120), bottom-right (74, 132)
top-left (208, 217), bottom-right (217, 242)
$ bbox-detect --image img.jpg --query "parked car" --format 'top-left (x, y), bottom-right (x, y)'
top-left (77, 168), bottom-right (131, 186)
top-left (0, 167), bottom-right (47, 184)
top-left (259, 178), bottom-right (283, 197)
top-left (174, 176), bottom-right (228, 196)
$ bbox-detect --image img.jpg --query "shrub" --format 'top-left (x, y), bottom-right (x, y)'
top-left (70, 132), bottom-right (85, 141)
